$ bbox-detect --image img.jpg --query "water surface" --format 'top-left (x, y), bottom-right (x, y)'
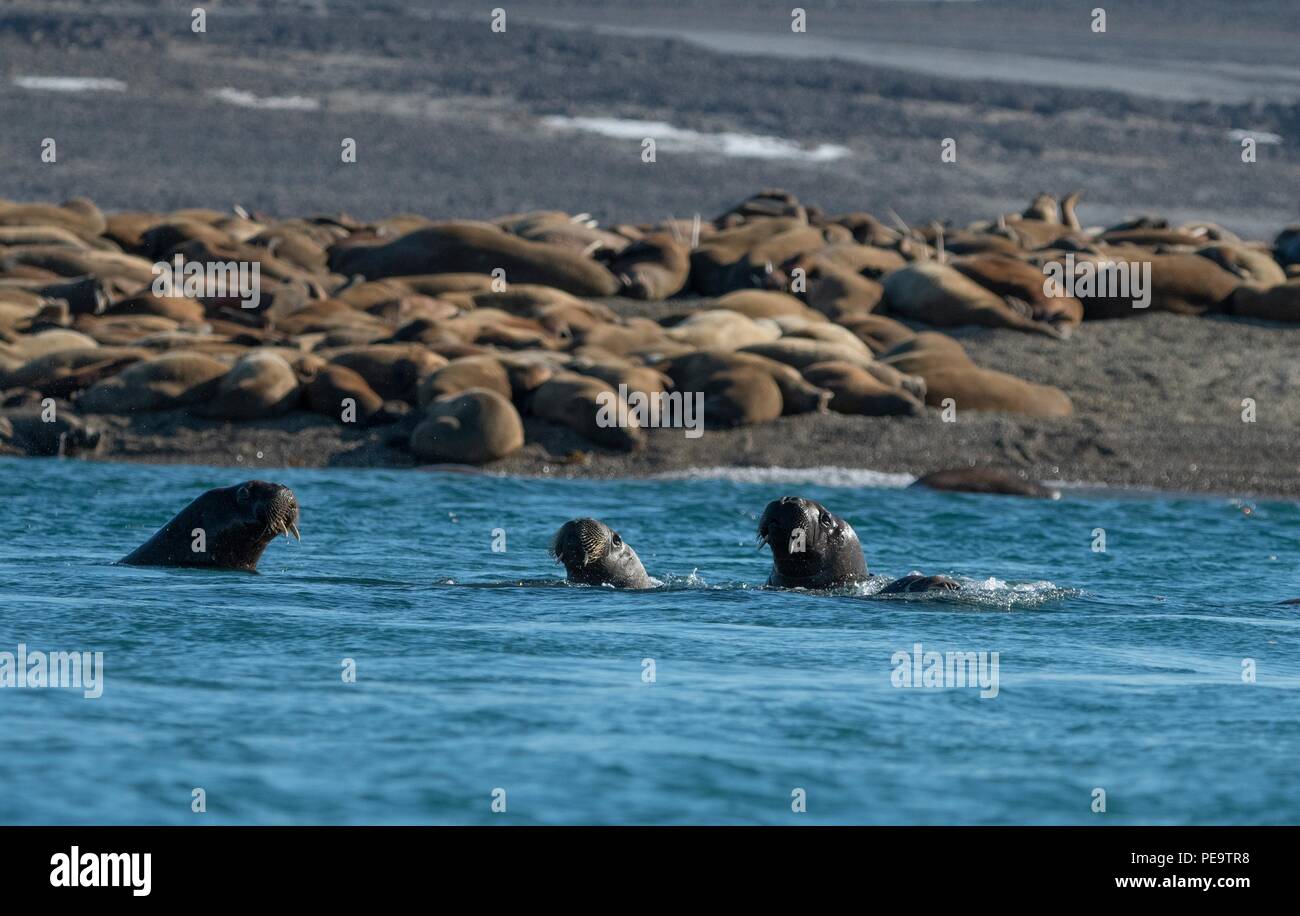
top-left (1, 458), bottom-right (1297, 824)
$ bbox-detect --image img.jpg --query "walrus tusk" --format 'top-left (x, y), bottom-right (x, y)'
top-left (288, 522), bottom-right (301, 541)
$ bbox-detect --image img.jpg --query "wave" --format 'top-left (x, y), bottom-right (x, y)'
top-left (648, 466), bottom-right (916, 488)
top-left (437, 572), bottom-right (1075, 609)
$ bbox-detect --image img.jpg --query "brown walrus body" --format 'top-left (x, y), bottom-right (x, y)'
top-left (327, 223), bottom-right (621, 297)
top-left (912, 468), bottom-right (1060, 499)
top-left (121, 481), bottom-right (300, 572)
top-left (884, 262), bottom-right (1065, 337)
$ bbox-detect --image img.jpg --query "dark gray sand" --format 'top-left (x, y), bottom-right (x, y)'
top-left (3, 0), bottom-right (1297, 496)
top-left (2, 0), bottom-right (1295, 234)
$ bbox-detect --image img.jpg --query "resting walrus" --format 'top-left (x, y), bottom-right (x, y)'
top-left (550, 518), bottom-right (653, 589)
top-left (757, 496), bottom-right (958, 594)
top-left (121, 480), bottom-right (300, 572)
top-left (912, 468), bottom-right (1059, 499)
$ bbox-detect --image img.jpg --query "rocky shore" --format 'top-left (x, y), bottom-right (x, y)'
top-left (2, 0), bottom-right (1297, 497)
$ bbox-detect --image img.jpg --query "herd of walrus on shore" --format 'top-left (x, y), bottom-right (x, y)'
top-left (1, 188), bottom-right (1298, 463)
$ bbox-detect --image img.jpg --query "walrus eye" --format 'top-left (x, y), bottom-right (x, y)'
top-left (236, 484), bottom-right (251, 503)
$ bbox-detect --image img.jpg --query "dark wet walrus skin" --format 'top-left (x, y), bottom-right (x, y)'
top-left (911, 468), bottom-right (1059, 499)
top-left (551, 517), bottom-right (652, 588)
top-left (758, 496), bottom-right (959, 593)
top-left (121, 480), bottom-right (300, 572)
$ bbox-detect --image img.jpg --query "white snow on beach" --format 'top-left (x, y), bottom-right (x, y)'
top-left (1227, 128), bottom-right (1283, 145)
top-left (543, 116), bottom-right (850, 162)
top-left (12, 76), bottom-right (126, 92)
top-left (208, 88), bottom-right (321, 111)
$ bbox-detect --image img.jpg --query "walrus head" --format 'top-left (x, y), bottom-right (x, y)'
top-left (757, 496), bottom-right (867, 587)
top-left (193, 480), bottom-right (300, 571)
top-left (550, 517), bottom-right (651, 589)
top-left (121, 480), bottom-right (300, 572)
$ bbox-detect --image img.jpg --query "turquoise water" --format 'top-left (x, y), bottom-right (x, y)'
top-left (1, 456), bottom-right (1298, 825)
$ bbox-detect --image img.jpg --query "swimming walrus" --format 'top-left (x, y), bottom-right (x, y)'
top-left (550, 517), bottom-right (652, 588)
top-left (757, 496), bottom-right (958, 593)
top-left (121, 480), bottom-right (300, 572)
top-left (912, 468), bottom-right (1060, 499)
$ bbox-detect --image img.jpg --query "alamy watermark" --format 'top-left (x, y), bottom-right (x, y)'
top-left (0, 643), bottom-right (104, 698)
top-left (151, 254), bottom-right (261, 308)
top-left (595, 385), bottom-right (705, 439)
top-left (891, 641), bottom-right (999, 698)
top-left (1042, 254), bottom-right (1151, 309)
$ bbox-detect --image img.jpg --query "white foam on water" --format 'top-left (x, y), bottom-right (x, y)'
top-left (1226, 128), bottom-right (1283, 145)
top-left (542, 115), bottom-right (851, 162)
top-left (208, 88), bottom-right (321, 111)
top-left (12, 76), bottom-right (127, 92)
top-left (649, 466), bottom-right (915, 488)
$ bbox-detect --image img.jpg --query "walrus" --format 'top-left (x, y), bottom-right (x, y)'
top-left (603, 232), bottom-right (690, 300)
top-left (79, 351), bottom-right (230, 414)
top-left (688, 217), bottom-right (808, 295)
top-left (327, 223), bottom-right (621, 297)
top-left (1274, 226), bottom-right (1300, 269)
top-left (838, 313), bottom-right (917, 355)
top-left (713, 289), bottom-right (823, 322)
top-left (409, 388), bottom-right (524, 464)
top-left (665, 309), bottom-right (781, 350)
top-left (1058, 252), bottom-right (1240, 318)
top-left (883, 262), bottom-right (1066, 337)
top-left (714, 189), bottom-right (807, 227)
top-left (0, 197), bottom-right (107, 239)
top-left (325, 344), bottom-right (447, 402)
top-left (121, 481), bottom-right (300, 572)
top-left (757, 496), bottom-right (958, 593)
top-left (949, 253), bottom-right (1084, 335)
top-left (787, 254), bottom-right (885, 321)
top-left (196, 350), bottom-right (301, 420)
top-left (550, 517), bottom-right (652, 589)
top-left (662, 350), bottom-right (829, 424)
top-left (1229, 280), bottom-right (1300, 322)
top-left (530, 371), bottom-right (643, 450)
top-left (416, 355), bottom-right (513, 405)
top-left (0, 404), bottom-right (101, 457)
top-left (801, 361), bottom-right (925, 416)
top-left (0, 346), bottom-right (147, 398)
top-left (920, 365), bottom-right (1073, 417)
top-left (302, 362), bottom-right (387, 424)
top-left (912, 468), bottom-right (1059, 499)
top-left (767, 315), bottom-right (874, 353)
top-left (1196, 243), bottom-right (1287, 286)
